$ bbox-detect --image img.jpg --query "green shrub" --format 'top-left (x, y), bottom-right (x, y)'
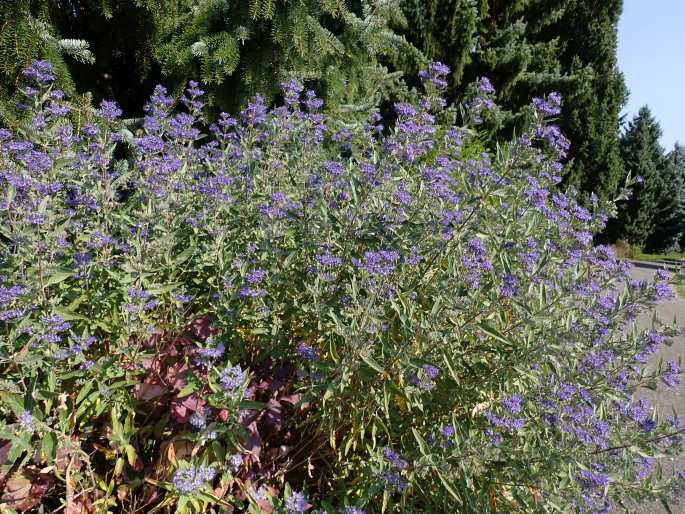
top-left (0, 60), bottom-right (683, 513)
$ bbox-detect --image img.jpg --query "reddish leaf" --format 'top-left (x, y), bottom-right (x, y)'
top-left (263, 399), bottom-right (284, 434)
top-left (0, 440), bottom-right (11, 465)
top-left (280, 394), bottom-right (302, 406)
top-left (165, 362), bottom-right (189, 391)
top-left (170, 394), bottom-right (205, 423)
top-left (242, 421), bottom-right (262, 461)
top-left (135, 382), bottom-right (167, 401)
top-left (1, 473), bottom-right (32, 510)
top-left (55, 438), bottom-right (83, 474)
top-left (190, 316), bottom-right (219, 341)
top-left (140, 484), bottom-right (161, 507)
top-left (140, 356), bottom-right (162, 374)
top-left (0, 468), bottom-right (54, 511)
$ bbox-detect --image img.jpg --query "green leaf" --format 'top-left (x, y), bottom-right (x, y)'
top-left (67, 293), bottom-right (87, 310)
top-left (146, 282), bottom-right (183, 295)
top-left (197, 490), bottom-right (232, 507)
top-left (0, 223), bottom-right (13, 241)
top-left (175, 495), bottom-right (189, 513)
top-left (0, 392), bottom-right (25, 418)
top-left (173, 246), bottom-right (195, 265)
top-left (442, 351), bottom-right (460, 383)
top-left (53, 306), bottom-right (89, 321)
top-left (7, 435), bottom-right (29, 464)
top-left (323, 383), bottom-right (335, 402)
top-left (41, 432), bottom-right (57, 462)
top-left (382, 380), bottom-right (390, 419)
top-left (45, 269), bottom-right (72, 287)
top-left (360, 353), bottom-right (387, 377)
top-left (477, 322), bottom-right (515, 348)
top-left (411, 428), bottom-right (432, 459)
top-left (238, 400), bottom-right (266, 410)
top-left (75, 380), bottom-right (95, 405)
top-left (177, 381), bottom-right (199, 398)
top-left (437, 469), bottom-right (463, 506)
top-left (125, 444), bottom-right (137, 466)
top-left (329, 338), bottom-right (340, 363)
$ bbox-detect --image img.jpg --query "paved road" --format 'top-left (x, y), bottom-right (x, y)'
top-left (630, 265), bottom-right (685, 514)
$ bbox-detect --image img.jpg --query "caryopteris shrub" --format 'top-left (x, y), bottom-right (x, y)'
top-left (1, 60), bottom-right (684, 513)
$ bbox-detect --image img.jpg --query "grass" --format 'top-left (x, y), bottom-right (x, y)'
top-left (632, 252), bottom-right (685, 299)
top-left (611, 242), bottom-right (683, 263)
top-left (634, 251), bottom-right (684, 263)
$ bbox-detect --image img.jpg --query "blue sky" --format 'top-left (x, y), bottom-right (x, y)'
top-left (617, 0), bottom-right (684, 151)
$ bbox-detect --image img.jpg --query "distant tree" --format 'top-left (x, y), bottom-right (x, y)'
top-left (647, 143), bottom-right (685, 250)
top-left (607, 106), bottom-right (665, 249)
top-left (644, 142), bottom-right (685, 252)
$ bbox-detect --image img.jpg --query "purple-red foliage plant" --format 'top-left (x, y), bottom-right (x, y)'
top-left (0, 59), bottom-right (683, 513)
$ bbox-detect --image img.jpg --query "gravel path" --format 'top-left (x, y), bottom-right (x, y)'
top-left (630, 265), bottom-right (685, 514)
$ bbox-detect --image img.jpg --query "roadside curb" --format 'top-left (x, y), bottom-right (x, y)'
top-left (627, 259), bottom-right (681, 272)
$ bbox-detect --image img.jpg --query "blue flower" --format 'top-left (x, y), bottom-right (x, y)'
top-left (410, 365), bottom-right (439, 391)
top-left (578, 467), bottom-right (609, 490)
top-left (502, 395), bottom-right (522, 414)
top-left (22, 60), bottom-right (55, 84)
top-left (383, 447), bottom-right (408, 470)
top-left (478, 77), bottom-right (495, 94)
top-left (98, 99), bottom-right (122, 120)
top-left (172, 465), bottom-right (215, 495)
top-left (284, 490), bottom-right (308, 513)
top-left (219, 364), bottom-right (246, 398)
top-left (532, 92), bottom-right (561, 116)
top-left (500, 273), bottom-right (519, 298)
top-left (245, 269), bottom-right (267, 284)
top-left (381, 471), bottom-right (408, 492)
top-left (19, 410), bottom-right (33, 431)
top-left (297, 343), bottom-right (318, 362)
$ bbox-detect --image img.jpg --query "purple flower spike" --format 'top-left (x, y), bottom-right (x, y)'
top-left (478, 77), bottom-right (495, 94)
top-left (22, 60), bottom-right (55, 84)
top-left (98, 100), bottom-right (123, 120)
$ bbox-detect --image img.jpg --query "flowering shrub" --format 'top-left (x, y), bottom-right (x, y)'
top-left (0, 60), bottom-right (684, 513)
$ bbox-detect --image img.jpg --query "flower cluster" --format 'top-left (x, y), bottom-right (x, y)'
top-left (172, 465), bottom-right (215, 495)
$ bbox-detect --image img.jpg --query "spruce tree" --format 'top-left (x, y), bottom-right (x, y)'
top-left (645, 142), bottom-right (685, 252)
top-left (608, 107), bottom-right (665, 249)
top-left (49, 0), bottom-right (423, 117)
top-left (549, 0), bottom-right (626, 204)
top-left (665, 143), bottom-right (685, 251)
top-left (1, 1), bottom-right (423, 121)
top-left (401, 0), bottom-right (626, 203)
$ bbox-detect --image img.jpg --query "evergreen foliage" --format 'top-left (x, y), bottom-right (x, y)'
top-left (645, 143), bottom-right (685, 252)
top-left (48, 0), bottom-right (163, 117)
top-left (608, 107), bottom-right (666, 249)
top-left (673, 143), bottom-right (685, 251)
top-left (550, 0), bottom-right (626, 204)
top-left (402, 0), bottom-right (626, 203)
top-left (50, 0), bottom-right (423, 117)
top-left (0, 0), bottom-right (93, 124)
